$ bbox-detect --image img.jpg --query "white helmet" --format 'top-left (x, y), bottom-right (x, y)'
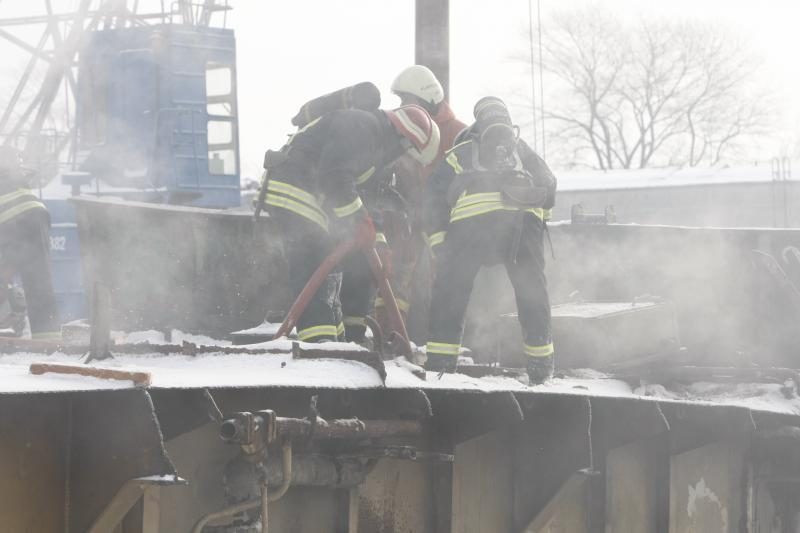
top-left (391, 65), bottom-right (445, 106)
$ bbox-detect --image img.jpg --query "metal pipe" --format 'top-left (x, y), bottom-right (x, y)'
top-left (260, 481), bottom-right (269, 533)
top-left (190, 499), bottom-right (260, 533)
top-left (348, 487), bottom-right (359, 533)
top-left (269, 441), bottom-right (293, 501)
top-left (191, 441), bottom-right (293, 533)
top-left (221, 416), bottom-right (422, 444)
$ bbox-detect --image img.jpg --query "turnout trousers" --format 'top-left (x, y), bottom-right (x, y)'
top-left (426, 211), bottom-right (553, 361)
top-left (373, 213), bottom-right (429, 342)
top-left (0, 209), bottom-right (60, 337)
top-left (275, 211), bottom-right (374, 343)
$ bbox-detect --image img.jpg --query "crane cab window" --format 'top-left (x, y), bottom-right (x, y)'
top-left (205, 61), bottom-right (237, 175)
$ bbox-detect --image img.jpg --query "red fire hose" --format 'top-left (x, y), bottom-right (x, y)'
top-left (272, 241), bottom-right (411, 355)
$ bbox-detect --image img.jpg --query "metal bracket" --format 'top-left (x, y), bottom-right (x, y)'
top-left (87, 475), bottom-right (186, 533)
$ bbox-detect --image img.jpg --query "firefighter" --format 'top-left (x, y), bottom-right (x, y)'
top-left (0, 146), bottom-right (60, 339)
top-left (391, 65), bottom-right (466, 159)
top-left (373, 66), bottom-right (468, 341)
top-left (423, 97), bottom-right (557, 384)
top-left (261, 105), bottom-right (439, 344)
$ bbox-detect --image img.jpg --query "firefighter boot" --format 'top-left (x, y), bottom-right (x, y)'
top-left (425, 354), bottom-right (457, 373)
top-left (526, 355), bottom-right (554, 385)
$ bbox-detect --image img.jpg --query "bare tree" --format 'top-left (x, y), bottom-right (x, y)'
top-left (520, 7), bottom-right (773, 169)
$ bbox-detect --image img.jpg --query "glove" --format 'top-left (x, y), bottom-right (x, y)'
top-left (354, 213), bottom-right (376, 251)
top-left (526, 356), bottom-right (554, 385)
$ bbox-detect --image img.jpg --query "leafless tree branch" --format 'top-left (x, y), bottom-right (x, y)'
top-left (516, 8), bottom-right (774, 169)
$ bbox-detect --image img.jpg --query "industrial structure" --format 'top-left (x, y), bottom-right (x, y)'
top-left (1, 0), bottom-right (241, 321)
top-left (1, 1), bottom-right (800, 532)
top-left (554, 159), bottom-right (798, 228)
top-left (3, 203), bottom-right (800, 532)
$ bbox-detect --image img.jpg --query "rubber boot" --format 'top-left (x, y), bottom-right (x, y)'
top-left (527, 355), bottom-right (554, 385)
top-left (425, 354), bottom-right (458, 373)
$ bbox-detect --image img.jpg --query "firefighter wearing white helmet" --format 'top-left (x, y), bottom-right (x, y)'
top-left (374, 67), bottom-right (467, 344)
top-left (391, 65), bottom-right (467, 161)
top-left (391, 65), bottom-right (445, 109)
top-left (258, 104), bottom-right (438, 344)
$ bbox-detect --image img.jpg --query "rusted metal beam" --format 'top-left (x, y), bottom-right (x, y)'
top-left (221, 413), bottom-right (423, 443)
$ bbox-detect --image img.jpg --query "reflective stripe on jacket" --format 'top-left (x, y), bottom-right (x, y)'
top-left (449, 191), bottom-right (548, 223)
top-left (262, 108), bottom-right (396, 231)
top-left (265, 179), bottom-right (329, 230)
top-left (445, 141), bottom-right (552, 223)
top-left (0, 188), bottom-right (46, 225)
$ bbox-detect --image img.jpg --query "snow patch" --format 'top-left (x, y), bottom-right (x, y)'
top-left (1, 330), bottom-right (800, 418)
top-left (687, 478), bottom-right (727, 531)
top-left (120, 329), bottom-right (231, 346)
top-left (231, 321), bottom-right (283, 337)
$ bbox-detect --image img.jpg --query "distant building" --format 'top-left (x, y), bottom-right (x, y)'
top-left (554, 160), bottom-right (799, 228)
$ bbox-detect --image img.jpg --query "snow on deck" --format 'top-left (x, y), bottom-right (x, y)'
top-left (557, 161), bottom-right (799, 192)
top-left (1, 344), bottom-right (799, 417)
top-left (0, 350), bottom-right (385, 393)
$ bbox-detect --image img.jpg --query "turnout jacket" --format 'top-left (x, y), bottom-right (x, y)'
top-left (423, 137), bottom-right (556, 252)
top-left (0, 171), bottom-right (46, 227)
top-left (264, 108), bottom-right (399, 232)
top-left (431, 101), bottom-right (468, 164)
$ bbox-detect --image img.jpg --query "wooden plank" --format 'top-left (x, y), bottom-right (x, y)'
top-left (30, 363), bottom-right (151, 387)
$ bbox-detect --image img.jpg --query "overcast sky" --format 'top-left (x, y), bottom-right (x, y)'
top-left (230, 0), bottom-right (800, 178)
top-left (1, 0), bottom-right (799, 178)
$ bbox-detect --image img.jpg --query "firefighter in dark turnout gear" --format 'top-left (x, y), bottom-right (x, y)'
top-left (372, 66), bottom-right (468, 342)
top-left (0, 146), bottom-right (60, 339)
top-left (423, 97), bottom-right (557, 384)
top-left (262, 105), bottom-right (439, 343)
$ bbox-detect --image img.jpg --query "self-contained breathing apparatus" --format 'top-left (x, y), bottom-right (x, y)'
top-left (447, 96), bottom-right (551, 210)
top-left (446, 97), bottom-right (554, 263)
